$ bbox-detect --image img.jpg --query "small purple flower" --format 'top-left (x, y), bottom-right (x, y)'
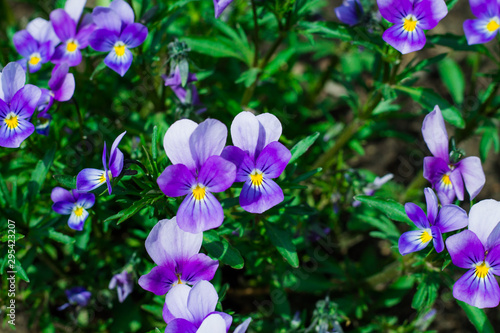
top-left (446, 199), bottom-right (500, 308)
top-left (50, 0), bottom-right (97, 67)
top-left (109, 270), bottom-right (133, 303)
top-left (422, 105), bottom-right (485, 205)
top-left (88, 0), bottom-right (148, 76)
top-left (464, 0), bottom-right (500, 44)
top-left (163, 67), bottom-right (202, 106)
top-left (51, 187), bottom-right (95, 231)
top-left (398, 188), bottom-right (468, 255)
top-left (214, 0), bottom-right (234, 18)
top-left (76, 131), bottom-right (126, 194)
top-left (13, 30), bottom-right (54, 73)
top-left (157, 119), bottom-right (236, 233)
top-left (221, 112), bottom-right (291, 214)
top-left (353, 173), bottom-right (393, 207)
top-left (377, 0), bottom-right (448, 54)
top-left (138, 218), bottom-right (219, 295)
top-left (335, 0), bottom-right (364, 26)
top-left (0, 63), bottom-right (42, 148)
top-left (58, 286), bottom-right (91, 310)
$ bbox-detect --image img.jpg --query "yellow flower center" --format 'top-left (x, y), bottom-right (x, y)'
top-left (5, 113), bottom-right (19, 130)
top-left (250, 170), bottom-right (263, 187)
top-left (441, 174), bottom-right (452, 187)
top-left (98, 171), bottom-right (113, 184)
top-left (403, 15), bottom-right (418, 32)
top-left (73, 206), bottom-right (84, 217)
top-left (29, 54), bottom-right (41, 66)
top-left (420, 230), bottom-right (432, 243)
top-left (114, 42), bottom-right (126, 57)
top-left (475, 262), bottom-right (489, 279)
top-left (66, 40), bottom-right (79, 53)
top-left (487, 18), bottom-right (500, 32)
top-left (192, 184), bottom-right (206, 201)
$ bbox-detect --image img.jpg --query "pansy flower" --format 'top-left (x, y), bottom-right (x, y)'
top-left (138, 217), bottom-right (219, 295)
top-left (50, 0), bottom-right (97, 67)
top-left (353, 173), bottom-right (393, 207)
top-left (157, 119), bottom-right (236, 233)
top-left (163, 281), bottom-right (251, 333)
top-left (76, 131), bottom-right (126, 194)
top-left (51, 187), bottom-right (95, 231)
top-left (335, 0), bottom-right (364, 26)
top-left (446, 199), bottom-right (500, 308)
top-left (221, 112), bottom-right (291, 214)
top-left (163, 67), bottom-right (200, 104)
top-left (109, 270), bottom-right (134, 303)
top-left (377, 0), bottom-right (448, 54)
top-left (214, 0), bottom-right (234, 18)
top-left (422, 105), bottom-right (485, 205)
top-left (0, 62), bottom-right (41, 148)
top-left (399, 188), bottom-right (468, 255)
top-left (463, 0), bottom-right (500, 44)
top-left (89, 0), bottom-right (148, 76)
top-left (58, 286), bottom-right (91, 310)
top-left (13, 30), bottom-right (55, 73)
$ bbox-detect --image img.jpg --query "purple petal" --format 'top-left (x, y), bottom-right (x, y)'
top-left (49, 63), bottom-right (69, 91)
top-left (383, 24), bottom-right (426, 54)
top-left (181, 253), bottom-right (219, 284)
top-left (234, 318), bottom-right (252, 333)
top-left (164, 119), bottom-right (198, 171)
top-left (157, 164), bottom-right (196, 197)
top-left (50, 9), bottom-right (77, 41)
top-left (177, 191), bottom-right (224, 233)
top-left (213, 0), bottom-right (234, 18)
top-left (110, 0), bottom-right (135, 25)
top-left (197, 314), bottom-right (227, 333)
top-left (76, 168), bottom-right (106, 191)
top-left (240, 177), bottom-right (284, 214)
top-left (424, 188), bottom-right (438, 225)
top-left (487, 224), bottom-right (500, 253)
top-left (120, 23), bottom-right (147, 48)
top-left (89, 29), bottom-right (118, 52)
top-left (74, 191), bottom-right (95, 209)
top-left (377, 0), bottom-right (412, 23)
top-left (50, 44), bottom-right (82, 67)
top-left (64, 0), bottom-right (87, 23)
top-left (138, 265), bottom-right (177, 295)
top-left (26, 18), bottom-right (60, 45)
top-left (446, 230), bottom-right (484, 269)
top-left (431, 226), bottom-right (444, 253)
top-left (68, 208), bottom-right (88, 231)
top-left (0, 116), bottom-right (35, 148)
top-left (468, 0), bottom-right (498, 19)
top-left (457, 157), bottom-right (485, 201)
top-left (398, 229), bottom-right (431, 255)
top-left (423, 156), bottom-right (454, 204)
top-left (0, 62), bottom-right (26, 103)
top-left (13, 30), bottom-right (38, 57)
top-left (230, 111), bottom-right (261, 159)
top-left (220, 146), bottom-right (255, 182)
top-left (487, 244), bottom-right (500, 276)
top-left (468, 199), bottom-right (500, 249)
top-left (452, 268), bottom-right (500, 308)
top-left (49, 64), bottom-right (76, 102)
top-left (198, 155), bottom-right (236, 193)
top-left (75, 23), bottom-right (97, 48)
top-left (51, 186), bottom-right (75, 203)
top-left (422, 105), bottom-right (449, 162)
top-left (39, 41), bottom-right (55, 63)
top-left (190, 119), bottom-right (227, 170)
top-left (52, 200), bottom-right (75, 215)
top-left (102, 142), bottom-right (113, 194)
top-left (255, 141), bottom-right (291, 179)
top-left (450, 168), bottom-right (464, 201)
top-left (412, 0), bottom-right (448, 30)
top-left (187, 280), bottom-right (218, 325)
top-left (104, 47), bottom-right (133, 77)
top-left (11, 84), bottom-right (41, 118)
top-left (255, 113), bottom-right (283, 157)
top-left (404, 202), bottom-right (429, 229)
top-left (165, 284), bottom-right (195, 322)
top-left (165, 319), bottom-right (197, 333)
top-left (335, 0), bottom-right (363, 26)
top-left (464, 18), bottom-right (499, 45)
top-left (109, 131), bottom-right (126, 177)
top-left (435, 204), bottom-right (468, 233)
top-left (92, 7), bottom-right (122, 34)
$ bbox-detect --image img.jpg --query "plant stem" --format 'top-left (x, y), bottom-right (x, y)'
top-left (251, 0), bottom-right (260, 67)
top-left (72, 98), bottom-right (84, 139)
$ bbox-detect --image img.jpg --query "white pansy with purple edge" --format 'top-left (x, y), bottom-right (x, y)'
top-left (0, 63), bottom-right (41, 148)
top-left (446, 200), bottom-right (500, 308)
top-left (138, 218), bottom-right (218, 295)
top-left (88, 0), bottom-right (148, 76)
top-left (157, 119), bottom-right (236, 233)
top-left (76, 131), bottom-right (126, 194)
top-left (51, 187), bottom-right (95, 231)
top-left (221, 112), bottom-right (291, 214)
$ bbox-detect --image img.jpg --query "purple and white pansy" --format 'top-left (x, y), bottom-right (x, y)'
top-left (51, 187), bottom-right (95, 231)
top-left (464, 0), bottom-right (500, 44)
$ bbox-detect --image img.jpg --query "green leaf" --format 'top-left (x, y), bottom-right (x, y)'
top-left (289, 132), bottom-right (319, 164)
top-left (394, 86), bottom-right (465, 129)
top-left (479, 126), bottom-right (499, 162)
top-left (397, 53), bottom-right (447, 81)
top-left (53, 175), bottom-right (77, 189)
top-left (428, 34), bottom-right (491, 55)
top-left (354, 195), bottom-right (413, 225)
top-left (438, 58), bottom-right (465, 104)
top-left (15, 258), bottom-right (30, 282)
top-left (28, 146), bottom-right (56, 201)
top-left (457, 300), bottom-right (495, 333)
top-left (152, 125), bottom-right (158, 161)
top-left (235, 68), bottom-right (261, 88)
top-left (203, 231), bottom-right (244, 269)
top-left (183, 36), bottom-right (251, 65)
top-left (48, 229), bottom-right (75, 244)
top-left (265, 222), bottom-right (299, 268)
top-left (116, 199), bottom-right (151, 224)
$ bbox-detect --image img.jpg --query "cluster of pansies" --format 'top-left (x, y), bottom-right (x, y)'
top-left (334, 0), bottom-right (500, 53)
top-left (397, 105), bottom-right (500, 308)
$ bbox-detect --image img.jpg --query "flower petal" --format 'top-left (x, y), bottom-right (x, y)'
top-left (10, 84), bottom-right (41, 118)
top-left (121, 23), bottom-right (148, 48)
top-left (398, 229), bottom-right (431, 255)
top-left (213, 0), bottom-right (234, 18)
top-left (50, 9), bottom-right (76, 41)
top-left (256, 113), bottom-right (282, 157)
top-left (157, 164), bottom-right (196, 197)
top-left (64, 0), bottom-right (87, 23)
top-left (377, 0), bottom-right (412, 23)
top-left (181, 253), bottom-right (219, 284)
top-left (52, 200), bottom-right (75, 215)
top-left (422, 105), bottom-right (450, 162)
top-left (446, 230), bottom-right (484, 269)
top-left (76, 168), bottom-right (106, 192)
top-left (92, 7), bottom-right (122, 34)
top-left (404, 202), bottom-right (429, 229)
top-left (486, 223), bottom-right (500, 253)
top-left (187, 280), bottom-right (218, 325)
top-left (255, 141), bottom-right (291, 179)
top-left (220, 146), bottom-right (255, 182)
top-left (177, 191), bottom-right (224, 233)
top-left (431, 226), bottom-right (444, 253)
top-left (138, 265), bottom-right (177, 295)
top-left (164, 119), bottom-right (198, 171)
top-left (109, 131), bottom-right (126, 177)
top-left (165, 319), bottom-right (197, 333)
top-left (165, 284), bottom-right (195, 322)
top-left (468, 199), bottom-right (500, 249)
top-left (464, 17), bottom-right (499, 45)
top-left (486, 244), bottom-right (500, 276)
top-left (197, 314), bottom-right (227, 333)
top-left (450, 167), bottom-right (464, 201)
top-left (190, 119), bottom-right (227, 170)
top-left (110, 0), bottom-right (135, 25)
top-left (0, 62), bottom-right (26, 103)
top-left (435, 204), bottom-right (468, 233)
top-left (234, 318), bottom-right (252, 333)
top-left (198, 155), bottom-right (236, 193)
top-left (335, 0), bottom-right (363, 26)
top-left (412, 0), bottom-right (448, 30)
top-left (230, 111), bottom-right (261, 159)
top-left (424, 188), bottom-right (438, 225)
top-left (75, 191), bottom-right (95, 209)
top-left (13, 30), bottom-right (38, 57)
top-left (51, 186), bottom-right (75, 203)
top-left (89, 28), bottom-right (118, 52)
top-left (104, 47), bottom-right (133, 77)
top-left (452, 268), bottom-right (500, 309)
top-left (240, 177), bottom-right (284, 214)
top-left (457, 157), bottom-right (485, 201)
top-left (383, 24), bottom-right (426, 54)
top-left (75, 22), bottom-right (97, 48)
top-left (468, 0), bottom-right (498, 19)
top-left (68, 208), bottom-right (88, 231)
top-left (26, 18), bottom-right (60, 45)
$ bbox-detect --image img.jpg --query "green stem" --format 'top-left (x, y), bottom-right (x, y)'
top-left (251, 0), bottom-right (260, 67)
top-left (71, 98), bottom-right (84, 139)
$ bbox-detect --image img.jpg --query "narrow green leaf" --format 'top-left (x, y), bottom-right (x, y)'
top-left (117, 199), bottom-right (151, 224)
top-left (48, 229), bottom-right (75, 244)
top-left (152, 126), bottom-right (158, 161)
top-left (15, 259), bottom-right (30, 282)
top-left (354, 195), bottom-right (413, 225)
top-left (457, 300), bottom-right (495, 332)
top-left (289, 132), bottom-right (319, 164)
top-left (438, 58), bottom-right (465, 104)
top-left (265, 222), bottom-right (299, 268)
top-left (28, 146), bottom-right (56, 201)
top-left (53, 175), bottom-right (77, 189)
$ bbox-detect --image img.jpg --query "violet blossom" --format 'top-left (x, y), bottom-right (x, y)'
top-left (335, 0), bottom-right (364, 26)
top-left (464, 0), bottom-right (500, 44)
top-left (214, 0), bottom-right (234, 18)
top-left (163, 66), bottom-right (203, 109)
top-left (51, 187), bottom-right (95, 231)
top-left (109, 270), bottom-right (134, 303)
top-left (58, 286), bottom-right (91, 310)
